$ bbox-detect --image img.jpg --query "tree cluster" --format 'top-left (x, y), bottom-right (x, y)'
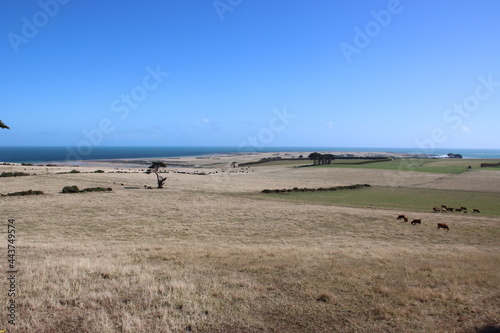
top-left (308, 152), bottom-right (335, 165)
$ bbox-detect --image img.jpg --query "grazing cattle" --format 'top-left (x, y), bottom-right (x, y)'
top-left (433, 207), bottom-right (440, 213)
top-left (397, 215), bottom-right (405, 220)
top-left (441, 207), bottom-right (449, 212)
top-left (460, 206), bottom-right (467, 211)
top-left (455, 208), bottom-right (462, 212)
top-left (403, 216), bottom-right (409, 222)
top-left (447, 207), bottom-right (454, 212)
top-left (411, 219), bottom-right (421, 225)
top-left (437, 223), bottom-right (449, 231)
top-left (473, 209), bottom-right (480, 213)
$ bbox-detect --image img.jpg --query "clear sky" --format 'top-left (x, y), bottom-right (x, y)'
top-left (1, 0), bottom-right (499, 149)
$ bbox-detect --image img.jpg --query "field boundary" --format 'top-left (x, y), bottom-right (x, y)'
top-left (261, 184), bottom-right (370, 193)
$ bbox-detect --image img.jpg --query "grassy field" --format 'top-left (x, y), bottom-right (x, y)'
top-left (1, 160), bottom-right (499, 332)
top-left (322, 158), bottom-right (500, 173)
top-left (251, 158), bottom-right (500, 174)
top-left (259, 186), bottom-right (500, 216)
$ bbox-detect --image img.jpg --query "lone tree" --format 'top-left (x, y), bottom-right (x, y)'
top-left (0, 120), bottom-right (9, 129)
top-left (146, 161), bottom-right (167, 188)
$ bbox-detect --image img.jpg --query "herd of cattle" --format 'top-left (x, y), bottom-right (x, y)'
top-left (396, 205), bottom-right (482, 232)
top-left (396, 214), bottom-right (450, 231)
top-left (432, 205), bottom-right (480, 213)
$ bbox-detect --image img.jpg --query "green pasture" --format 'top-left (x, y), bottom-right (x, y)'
top-left (260, 186), bottom-right (500, 216)
top-left (321, 158), bottom-right (500, 173)
top-left (249, 158), bottom-right (500, 173)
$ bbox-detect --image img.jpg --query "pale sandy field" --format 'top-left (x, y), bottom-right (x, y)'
top-left (1, 153), bottom-right (499, 332)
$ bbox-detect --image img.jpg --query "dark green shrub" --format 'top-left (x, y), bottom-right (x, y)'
top-left (94, 170), bottom-right (105, 173)
top-left (0, 172), bottom-right (30, 177)
top-left (62, 186), bottom-right (112, 193)
top-left (261, 184), bottom-right (370, 194)
top-left (81, 187), bottom-right (112, 192)
top-left (2, 190), bottom-right (44, 196)
top-left (69, 169), bottom-right (81, 173)
top-left (62, 185), bottom-right (80, 193)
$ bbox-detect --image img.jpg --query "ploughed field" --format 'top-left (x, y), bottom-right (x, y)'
top-left (1, 158), bottom-right (499, 332)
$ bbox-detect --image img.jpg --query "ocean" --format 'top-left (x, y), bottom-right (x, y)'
top-left (0, 146), bottom-right (499, 163)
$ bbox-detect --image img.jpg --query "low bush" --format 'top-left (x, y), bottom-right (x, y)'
top-left (262, 184), bottom-right (370, 194)
top-left (94, 170), bottom-right (105, 173)
top-left (481, 162), bottom-right (500, 168)
top-left (0, 172), bottom-right (30, 177)
top-left (81, 187), bottom-right (112, 192)
top-left (62, 185), bottom-right (80, 193)
top-left (57, 169), bottom-right (84, 174)
top-left (2, 190), bottom-right (44, 196)
top-left (62, 185), bottom-right (112, 193)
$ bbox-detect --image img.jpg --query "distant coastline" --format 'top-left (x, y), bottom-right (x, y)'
top-left (1, 146), bottom-right (500, 163)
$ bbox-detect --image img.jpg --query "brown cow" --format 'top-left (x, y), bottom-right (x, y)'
top-left (397, 215), bottom-right (405, 220)
top-left (411, 219), bottom-right (421, 225)
top-left (437, 223), bottom-right (449, 231)
top-left (473, 209), bottom-right (480, 213)
top-left (433, 207), bottom-right (440, 213)
top-left (403, 216), bottom-right (409, 222)
top-left (460, 206), bottom-right (467, 211)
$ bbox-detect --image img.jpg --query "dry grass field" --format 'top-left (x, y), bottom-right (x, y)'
top-left (1, 156), bottom-right (499, 332)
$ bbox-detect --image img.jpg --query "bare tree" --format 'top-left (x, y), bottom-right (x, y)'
top-left (0, 120), bottom-right (9, 129)
top-left (146, 161), bottom-right (167, 188)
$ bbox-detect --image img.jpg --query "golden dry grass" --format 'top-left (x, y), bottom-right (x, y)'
top-left (1, 158), bottom-right (499, 332)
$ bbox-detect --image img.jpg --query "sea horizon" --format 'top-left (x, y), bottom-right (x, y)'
top-left (1, 146), bottom-right (500, 163)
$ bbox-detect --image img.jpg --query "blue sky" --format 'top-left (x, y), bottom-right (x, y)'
top-left (1, 0), bottom-right (499, 149)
